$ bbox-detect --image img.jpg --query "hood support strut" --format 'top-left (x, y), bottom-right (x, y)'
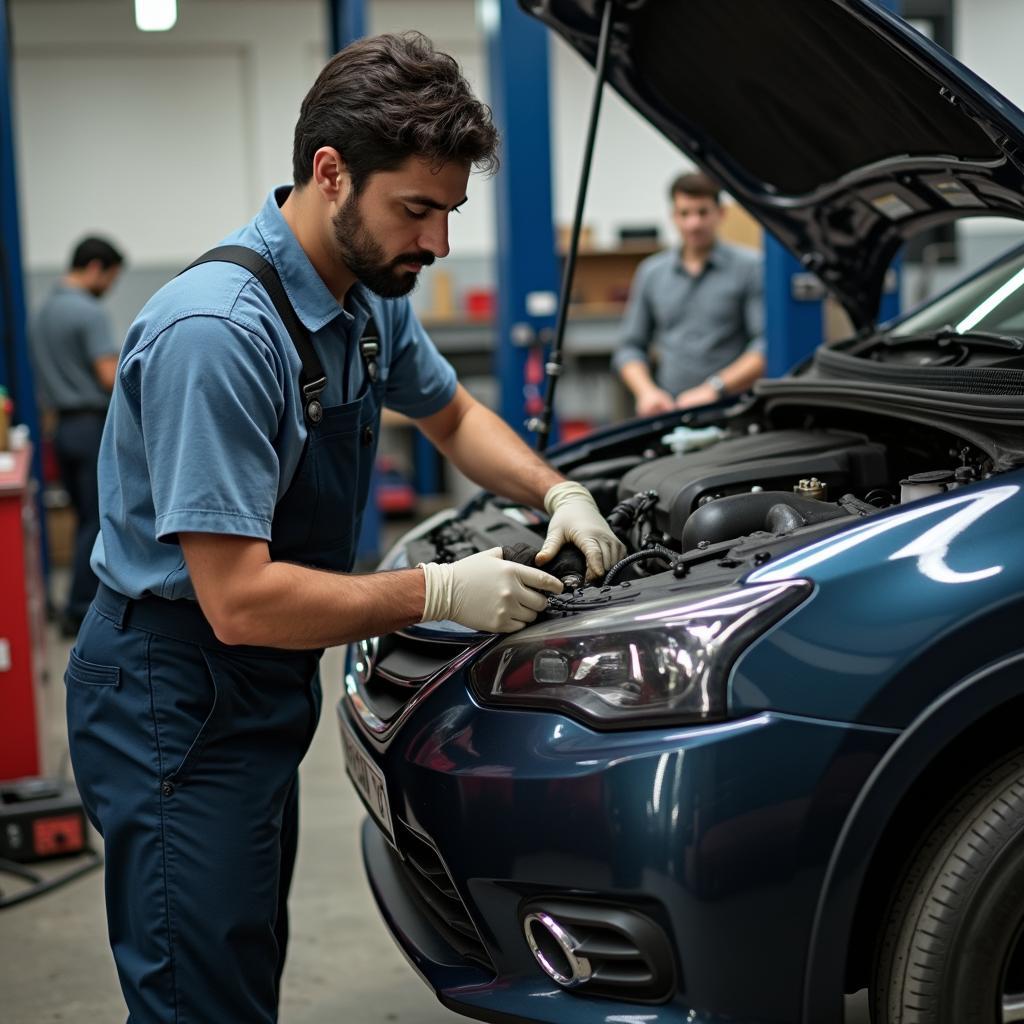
top-left (533, 0), bottom-right (615, 451)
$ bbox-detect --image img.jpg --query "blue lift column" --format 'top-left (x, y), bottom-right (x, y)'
top-left (327, 0), bottom-right (379, 563)
top-left (765, 0), bottom-right (901, 375)
top-left (329, 0), bottom-right (364, 54)
top-left (483, 0), bottom-right (560, 443)
top-left (0, 1), bottom-right (41, 474)
top-left (0, 0), bottom-right (47, 587)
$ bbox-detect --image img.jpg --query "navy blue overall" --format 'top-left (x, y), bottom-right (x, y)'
top-left (66, 248), bottom-right (382, 1023)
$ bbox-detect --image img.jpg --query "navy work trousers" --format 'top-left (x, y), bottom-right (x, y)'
top-left (66, 584), bottom-right (322, 1022)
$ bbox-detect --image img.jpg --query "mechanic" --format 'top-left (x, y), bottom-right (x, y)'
top-left (613, 171), bottom-right (766, 415)
top-left (65, 32), bottom-right (625, 1024)
top-left (29, 235), bottom-right (124, 637)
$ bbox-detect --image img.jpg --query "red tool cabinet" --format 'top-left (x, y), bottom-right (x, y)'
top-left (0, 445), bottom-right (47, 780)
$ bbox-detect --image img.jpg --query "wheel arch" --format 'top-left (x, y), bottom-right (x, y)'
top-left (801, 648), bottom-right (1024, 1023)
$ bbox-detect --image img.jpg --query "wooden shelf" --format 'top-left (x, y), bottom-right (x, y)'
top-left (419, 300), bottom-right (627, 332)
top-left (419, 245), bottom-right (659, 325)
top-left (559, 243), bottom-right (661, 258)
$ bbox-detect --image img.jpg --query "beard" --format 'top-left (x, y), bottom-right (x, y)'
top-left (332, 192), bottom-right (435, 299)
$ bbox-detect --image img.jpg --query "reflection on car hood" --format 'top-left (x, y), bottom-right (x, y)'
top-left (521, 0), bottom-right (1024, 329)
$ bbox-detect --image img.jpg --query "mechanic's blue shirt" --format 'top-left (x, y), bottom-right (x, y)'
top-left (92, 186), bottom-right (457, 600)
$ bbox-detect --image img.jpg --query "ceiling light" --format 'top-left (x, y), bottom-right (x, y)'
top-left (135, 0), bottom-right (177, 32)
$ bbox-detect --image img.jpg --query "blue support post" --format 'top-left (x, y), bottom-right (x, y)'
top-left (763, 236), bottom-right (824, 378)
top-left (413, 431), bottom-right (440, 496)
top-left (329, 0), bottom-right (365, 55)
top-left (0, 0), bottom-right (46, 573)
top-left (483, 0), bottom-right (560, 442)
top-left (327, 0), bottom-right (379, 562)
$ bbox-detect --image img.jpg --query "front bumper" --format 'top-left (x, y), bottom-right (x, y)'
top-left (340, 675), bottom-right (895, 1024)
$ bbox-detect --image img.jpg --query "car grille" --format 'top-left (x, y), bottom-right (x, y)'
top-left (351, 631), bottom-right (483, 730)
top-left (393, 818), bottom-right (493, 970)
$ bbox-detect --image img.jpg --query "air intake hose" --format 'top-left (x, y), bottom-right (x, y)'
top-left (502, 542), bottom-right (587, 591)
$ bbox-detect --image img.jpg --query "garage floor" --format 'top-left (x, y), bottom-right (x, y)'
top-left (0, 573), bottom-right (871, 1023)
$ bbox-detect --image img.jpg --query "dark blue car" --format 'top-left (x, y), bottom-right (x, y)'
top-left (339, 3), bottom-right (1024, 1021)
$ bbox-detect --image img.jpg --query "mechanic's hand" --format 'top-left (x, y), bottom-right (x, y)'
top-left (636, 387), bottom-right (676, 417)
top-left (537, 481), bottom-right (627, 582)
top-left (419, 547), bottom-right (563, 633)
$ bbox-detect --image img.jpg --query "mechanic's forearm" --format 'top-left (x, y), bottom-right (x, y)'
top-left (434, 401), bottom-right (564, 508)
top-left (214, 560), bottom-right (426, 650)
top-left (619, 358), bottom-right (660, 398)
top-left (719, 350), bottom-right (766, 393)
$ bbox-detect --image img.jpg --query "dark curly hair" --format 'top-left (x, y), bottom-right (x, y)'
top-left (669, 172), bottom-right (721, 205)
top-left (292, 32), bottom-right (499, 190)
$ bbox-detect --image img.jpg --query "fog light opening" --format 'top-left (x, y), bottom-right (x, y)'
top-left (523, 912), bottom-right (592, 989)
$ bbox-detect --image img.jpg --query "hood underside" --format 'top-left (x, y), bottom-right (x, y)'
top-left (522, 0), bottom-right (1024, 328)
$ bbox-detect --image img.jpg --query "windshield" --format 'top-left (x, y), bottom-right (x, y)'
top-left (892, 247), bottom-right (1024, 339)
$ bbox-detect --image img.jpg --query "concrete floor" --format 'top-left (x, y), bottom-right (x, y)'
top-left (0, 572), bottom-right (871, 1024)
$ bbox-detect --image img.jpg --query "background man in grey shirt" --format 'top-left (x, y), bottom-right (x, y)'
top-left (31, 235), bottom-right (124, 635)
top-left (613, 172), bottom-right (765, 416)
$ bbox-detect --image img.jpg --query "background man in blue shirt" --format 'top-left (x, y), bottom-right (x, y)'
top-left (66, 32), bottom-right (623, 1024)
top-left (30, 235), bottom-right (124, 636)
top-left (614, 172), bottom-right (766, 416)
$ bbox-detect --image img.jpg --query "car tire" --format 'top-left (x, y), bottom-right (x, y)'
top-left (871, 749), bottom-right (1024, 1024)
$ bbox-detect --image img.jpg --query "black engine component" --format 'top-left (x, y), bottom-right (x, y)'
top-left (619, 429), bottom-right (889, 541)
top-left (606, 490), bottom-right (659, 544)
top-left (681, 491), bottom-right (851, 550)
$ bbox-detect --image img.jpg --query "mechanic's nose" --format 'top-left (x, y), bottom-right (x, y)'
top-left (420, 220), bottom-right (450, 260)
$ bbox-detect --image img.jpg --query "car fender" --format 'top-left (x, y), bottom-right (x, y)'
top-left (801, 647), bottom-right (1024, 1023)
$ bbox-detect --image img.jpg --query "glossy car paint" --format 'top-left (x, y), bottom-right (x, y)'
top-left (342, 469), bottom-right (1024, 1022)
top-left (343, 698), bottom-right (897, 1023)
top-left (738, 471), bottom-right (1024, 725)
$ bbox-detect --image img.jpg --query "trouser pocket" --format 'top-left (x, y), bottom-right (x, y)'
top-left (148, 636), bottom-right (321, 790)
top-left (147, 634), bottom-right (223, 788)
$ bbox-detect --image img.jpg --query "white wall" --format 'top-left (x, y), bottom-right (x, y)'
top-left (950, 0), bottom-right (1024, 246)
top-left (367, 0), bottom-right (495, 255)
top-left (11, 0), bottom-right (688, 272)
top-left (371, 1), bottom-right (688, 252)
top-left (11, 0), bottom-right (326, 269)
top-left (550, 37), bottom-right (692, 249)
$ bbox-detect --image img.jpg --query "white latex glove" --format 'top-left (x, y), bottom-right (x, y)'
top-left (537, 481), bottom-right (627, 581)
top-left (419, 547), bottom-right (563, 633)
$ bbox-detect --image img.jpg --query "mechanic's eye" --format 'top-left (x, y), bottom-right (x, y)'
top-left (404, 207), bottom-right (429, 220)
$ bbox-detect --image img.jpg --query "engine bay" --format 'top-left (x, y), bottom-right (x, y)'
top-left (405, 405), bottom-right (998, 612)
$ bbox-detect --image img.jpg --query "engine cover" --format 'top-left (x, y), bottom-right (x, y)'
top-left (618, 429), bottom-right (888, 541)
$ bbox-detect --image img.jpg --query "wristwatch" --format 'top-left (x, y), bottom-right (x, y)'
top-left (706, 374), bottom-right (728, 399)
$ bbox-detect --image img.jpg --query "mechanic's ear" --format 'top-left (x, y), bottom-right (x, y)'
top-left (311, 147), bottom-right (353, 205)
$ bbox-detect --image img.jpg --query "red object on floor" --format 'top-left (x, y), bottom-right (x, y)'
top-left (32, 813), bottom-right (86, 856)
top-left (0, 445), bottom-right (47, 780)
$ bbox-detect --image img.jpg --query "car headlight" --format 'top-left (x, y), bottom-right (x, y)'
top-left (469, 580), bottom-right (811, 728)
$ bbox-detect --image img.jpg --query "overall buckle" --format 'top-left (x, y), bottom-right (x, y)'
top-left (303, 376), bottom-right (328, 425)
top-left (360, 336), bottom-right (380, 383)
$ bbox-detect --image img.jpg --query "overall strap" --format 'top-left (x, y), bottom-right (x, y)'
top-left (181, 245), bottom-right (328, 424)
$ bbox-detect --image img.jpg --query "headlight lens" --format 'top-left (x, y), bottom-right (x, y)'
top-left (469, 580), bottom-right (811, 728)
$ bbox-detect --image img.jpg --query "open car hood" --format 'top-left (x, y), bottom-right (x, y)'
top-left (522, 0), bottom-right (1024, 329)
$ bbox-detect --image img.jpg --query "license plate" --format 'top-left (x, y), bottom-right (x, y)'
top-left (341, 715), bottom-right (395, 846)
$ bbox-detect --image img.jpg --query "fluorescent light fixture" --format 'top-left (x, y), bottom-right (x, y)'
top-left (135, 0), bottom-right (177, 32)
top-left (476, 0), bottom-right (500, 34)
